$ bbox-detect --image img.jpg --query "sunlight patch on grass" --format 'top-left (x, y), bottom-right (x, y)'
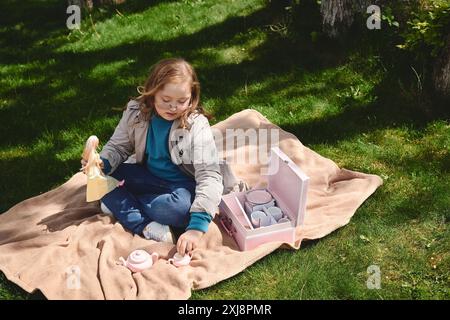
top-left (0, 98), bottom-right (17, 111)
top-left (0, 60), bottom-right (56, 92)
top-left (59, 0), bottom-right (266, 53)
top-left (0, 115), bottom-right (120, 165)
top-left (53, 87), bottom-right (78, 102)
top-left (0, 145), bottom-right (31, 160)
top-left (215, 62), bottom-right (376, 126)
top-left (377, 220), bottom-right (449, 299)
top-left (54, 117), bottom-right (120, 162)
top-left (88, 59), bottom-right (135, 80)
top-left (0, 70), bottom-right (45, 92)
top-left (201, 30), bottom-right (267, 65)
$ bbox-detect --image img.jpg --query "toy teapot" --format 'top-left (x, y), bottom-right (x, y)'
top-left (119, 250), bottom-right (159, 273)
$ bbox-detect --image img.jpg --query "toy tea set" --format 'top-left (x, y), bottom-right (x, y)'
top-left (219, 147), bottom-right (309, 251)
top-left (119, 250), bottom-right (192, 273)
top-left (244, 189), bottom-right (291, 228)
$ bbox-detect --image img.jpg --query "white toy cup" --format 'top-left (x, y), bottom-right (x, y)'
top-left (168, 252), bottom-right (192, 267)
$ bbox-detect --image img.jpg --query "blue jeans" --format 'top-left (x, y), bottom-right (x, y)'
top-left (100, 163), bottom-right (196, 236)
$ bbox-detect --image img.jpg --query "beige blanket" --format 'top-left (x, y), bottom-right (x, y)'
top-left (0, 109), bottom-right (382, 299)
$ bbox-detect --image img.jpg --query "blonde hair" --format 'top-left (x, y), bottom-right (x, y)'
top-left (131, 58), bottom-right (212, 128)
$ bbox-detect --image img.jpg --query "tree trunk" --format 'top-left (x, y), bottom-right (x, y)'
top-left (67, 0), bottom-right (125, 10)
top-left (320, 0), bottom-right (376, 37)
top-left (432, 33), bottom-right (450, 101)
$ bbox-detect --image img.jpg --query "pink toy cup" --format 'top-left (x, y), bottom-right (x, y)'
top-left (119, 250), bottom-right (159, 273)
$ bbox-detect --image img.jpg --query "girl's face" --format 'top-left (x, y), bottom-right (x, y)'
top-left (154, 81), bottom-right (192, 121)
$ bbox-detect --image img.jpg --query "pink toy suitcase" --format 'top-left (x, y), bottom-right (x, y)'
top-left (219, 147), bottom-right (309, 251)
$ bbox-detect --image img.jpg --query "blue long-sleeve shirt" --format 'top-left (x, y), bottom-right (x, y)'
top-left (145, 114), bottom-right (192, 182)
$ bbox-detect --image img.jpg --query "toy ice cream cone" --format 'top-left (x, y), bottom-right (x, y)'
top-left (82, 135), bottom-right (120, 202)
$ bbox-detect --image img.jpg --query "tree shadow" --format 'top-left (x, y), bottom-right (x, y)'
top-left (0, 113), bottom-right (119, 213)
top-left (278, 71), bottom-right (449, 146)
top-left (2, 0), bottom-right (448, 214)
top-left (0, 0), bottom-right (174, 62)
top-left (0, 2), bottom-right (349, 148)
top-left (37, 207), bottom-right (105, 233)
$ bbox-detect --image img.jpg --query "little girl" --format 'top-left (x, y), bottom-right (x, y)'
top-left (81, 58), bottom-right (225, 255)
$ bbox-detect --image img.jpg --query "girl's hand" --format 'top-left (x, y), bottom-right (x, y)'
top-left (177, 229), bottom-right (203, 255)
top-left (80, 158), bottom-right (104, 173)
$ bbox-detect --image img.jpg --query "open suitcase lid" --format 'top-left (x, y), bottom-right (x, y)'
top-left (265, 147), bottom-right (309, 226)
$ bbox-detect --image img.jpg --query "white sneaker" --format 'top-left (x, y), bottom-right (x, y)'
top-left (100, 201), bottom-right (113, 216)
top-left (142, 221), bottom-right (175, 244)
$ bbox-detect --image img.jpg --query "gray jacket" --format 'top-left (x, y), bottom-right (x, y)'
top-left (99, 100), bottom-right (246, 218)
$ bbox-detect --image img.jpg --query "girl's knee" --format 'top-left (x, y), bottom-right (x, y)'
top-left (170, 195), bottom-right (191, 217)
top-left (170, 188), bottom-right (193, 213)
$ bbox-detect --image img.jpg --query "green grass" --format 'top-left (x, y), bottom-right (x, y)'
top-left (0, 0), bottom-right (449, 300)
